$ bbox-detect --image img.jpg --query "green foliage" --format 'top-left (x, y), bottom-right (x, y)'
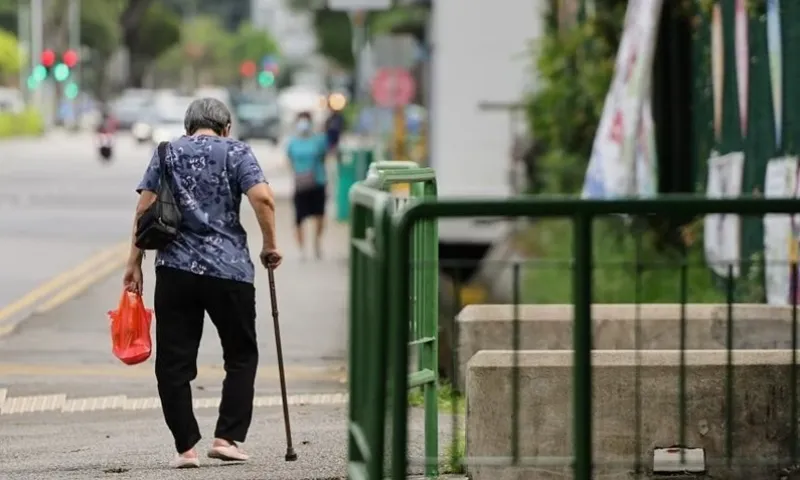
top-left (313, 9), bottom-right (355, 69)
top-left (228, 22), bottom-right (280, 64)
top-left (525, 4), bottom-right (624, 194)
top-left (0, 109), bottom-right (44, 138)
top-left (152, 16), bottom-right (279, 88)
top-left (80, 0), bottom-right (122, 57)
top-left (369, 6), bottom-right (427, 36)
top-left (286, 0), bottom-right (427, 69)
top-left (522, 218), bottom-right (725, 304)
top-left (131, 2), bottom-right (181, 60)
top-left (0, 28), bottom-right (21, 77)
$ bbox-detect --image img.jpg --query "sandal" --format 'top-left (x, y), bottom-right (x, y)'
top-left (207, 442), bottom-right (249, 462)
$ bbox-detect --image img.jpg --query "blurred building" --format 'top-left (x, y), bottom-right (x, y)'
top-left (250, 0), bottom-right (316, 61)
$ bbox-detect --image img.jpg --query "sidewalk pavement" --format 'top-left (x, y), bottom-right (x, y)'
top-left (0, 193), bottom-right (464, 478)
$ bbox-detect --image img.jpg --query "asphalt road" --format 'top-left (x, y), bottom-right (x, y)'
top-left (0, 132), bottom-right (461, 479)
top-left (0, 131), bottom-right (351, 478)
top-left (0, 131), bottom-right (291, 310)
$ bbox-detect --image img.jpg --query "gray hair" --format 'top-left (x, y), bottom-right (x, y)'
top-left (184, 97), bottom-right (232, 135)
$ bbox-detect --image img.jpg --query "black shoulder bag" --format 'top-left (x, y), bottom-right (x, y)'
top-left (135, 142), bottom-right (182, 250)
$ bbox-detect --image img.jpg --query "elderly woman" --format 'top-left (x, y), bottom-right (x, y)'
top-left (123, 98), bottom-right (282, 468)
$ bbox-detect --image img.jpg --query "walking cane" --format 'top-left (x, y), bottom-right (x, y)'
top-left (267, 265), bottom-right (298, 461)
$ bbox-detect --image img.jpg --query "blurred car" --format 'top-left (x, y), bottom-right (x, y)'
top-left (131, 111), bottom-right (157, 143)
top-left (235, 101), bottom-right (281, 144)
top-left (111, 90), bottom-right (154, 130)
top-left (149, 96), bottom-right (194, 145)
top-left (0, 88), bottom-right (25, 114)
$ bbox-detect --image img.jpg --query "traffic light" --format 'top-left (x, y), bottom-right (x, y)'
top-left (40, 49), bottom-right (55, 68)
top-left (31, 65), bottom-right (47, 82)
top-left (53, 63), bottom-right (70, 82)
top-left (62, 49), bottom-right (78, 68)
top-left (257, 71), bottom-right (274, 87)
top-left (64, 82), bottom-right (79, 99)
top-left (240, 60), bottom-right (256, 78)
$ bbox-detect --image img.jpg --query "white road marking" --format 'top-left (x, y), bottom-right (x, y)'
top-left (0, 392), bottom-right (348, 415)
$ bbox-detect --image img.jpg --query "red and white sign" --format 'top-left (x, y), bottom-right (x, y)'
top-left (371, 68), bottom-right (415, 108)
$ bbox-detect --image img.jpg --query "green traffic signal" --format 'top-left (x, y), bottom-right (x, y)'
top-left (64, 82), bottom-right (79, 99)
top-left (32, 65), bottom-right (47, 82)
top-left (53, 63), bottom-right (69, 82)
top-left (257, 71), bottom-right (274, 87)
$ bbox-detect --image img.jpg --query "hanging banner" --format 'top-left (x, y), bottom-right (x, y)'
top-left (711, 2), bottom-right (724, 141)
top-left (764, 156), bottom-right (798, 305)
top-left (767, 0), bottom-right (783, 148)
top-left (581, 0), bottom-right (662, 199)
top-left (704, 152), bottom-right (744, 278)
top-left (735, 0), bottom-right (749, 136)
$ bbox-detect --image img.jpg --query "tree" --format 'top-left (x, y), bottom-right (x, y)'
top-left (122, 1), bottom-right (181, 87)
top-left (286, 1), bottom-right (426, 70)
top-left (228, 22), bottom-right (279, 65)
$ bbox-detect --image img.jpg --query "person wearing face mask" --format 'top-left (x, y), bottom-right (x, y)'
top-left (286, 111), bottom-right (329, 259)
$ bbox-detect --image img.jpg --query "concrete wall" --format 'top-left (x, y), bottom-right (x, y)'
top-left (455, 303), bottom-right (799, 390)
top-left (466, 349), bottom-right (800, 480)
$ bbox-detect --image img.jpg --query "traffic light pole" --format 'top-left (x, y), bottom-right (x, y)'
top-left (17, 1), bottom-right (30, 101)
top-left (30, 0), bottom-right (43, 116)
top-left (68, 0), bottom-right (81, 127)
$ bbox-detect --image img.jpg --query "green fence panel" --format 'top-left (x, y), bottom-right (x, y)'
top-left (348, 162), bottom-right (440, 478)
top-left (347, 184), bottom-right (393, 480)
top-left (386, 195), bottom-right (800, 480)
top-left (371, 163), bottom-right (440, 478)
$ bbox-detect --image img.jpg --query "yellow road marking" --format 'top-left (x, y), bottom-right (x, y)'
top-left (36, 243), bottom-right (129, 313)
top-left (0, 363), bottom-right (348, 381)
top-left (0, 242), bottom-right (129, 325)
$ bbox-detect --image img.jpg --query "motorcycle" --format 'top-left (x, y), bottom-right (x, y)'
top-left (97, 133), bottom-right (114, 162)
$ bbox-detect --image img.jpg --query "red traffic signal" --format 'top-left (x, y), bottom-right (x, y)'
top-left (62, 49), bottom-right (78, 68)
top-left (240, 61), bottom-right (256, 77)
top-left (40, 49), bottom-right (55, 67)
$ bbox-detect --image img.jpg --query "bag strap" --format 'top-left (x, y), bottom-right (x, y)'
top-left (156, 141), bottom-right (169, 189)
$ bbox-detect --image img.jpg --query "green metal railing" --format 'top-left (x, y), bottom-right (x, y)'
top-left (384, 196), bottom-right (800, 480)
top-left (348, 162), bottom-right (439, 479)
top-left (347, 194), bottom-right (800, 479)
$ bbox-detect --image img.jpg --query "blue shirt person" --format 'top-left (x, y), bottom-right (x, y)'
top-left (285, 111), bottom-right (329, 259)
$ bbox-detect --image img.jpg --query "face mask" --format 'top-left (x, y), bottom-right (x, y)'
top-left (296, 119), bottom-right (311, 134)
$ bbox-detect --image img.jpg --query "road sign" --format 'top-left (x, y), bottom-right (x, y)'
top-left (371, 68), bottom-right (416, 108)
top-left (327, 0), bottom-right (391, 10)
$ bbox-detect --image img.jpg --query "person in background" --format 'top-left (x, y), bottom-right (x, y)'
top-left (286, 111), bottom-right (329, 260)
top-left (123, 97), bottom-right (282, 468)
top-left (324, 98), bottom-right (346, 155)
top-left (96, 107), bottom-right (118, 134)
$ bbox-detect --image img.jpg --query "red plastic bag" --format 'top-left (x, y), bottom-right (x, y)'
top-left (108, 290), bottom-right (153, 365)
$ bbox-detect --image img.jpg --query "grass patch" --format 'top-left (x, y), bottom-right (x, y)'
top-left (443, 431), bottom-right (466, 474)
top-left (408, 382), bottom-right (464, 415)
top-left (520, 217), bottom-right (738, 303)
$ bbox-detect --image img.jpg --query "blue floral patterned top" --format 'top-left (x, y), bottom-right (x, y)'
top-left (136, 135), bottom-right (267, 283)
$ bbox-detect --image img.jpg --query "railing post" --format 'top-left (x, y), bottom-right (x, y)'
top-left (572, 212), bottom-right (593, 480)
top-left (348, 203), bottom-right (364, 467)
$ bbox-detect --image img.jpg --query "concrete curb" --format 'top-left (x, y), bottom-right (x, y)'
top-left (0, 242), bottom-right (129, 339)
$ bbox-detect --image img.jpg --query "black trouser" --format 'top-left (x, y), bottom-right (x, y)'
top-left (154, 266), bottom-right (259, 453)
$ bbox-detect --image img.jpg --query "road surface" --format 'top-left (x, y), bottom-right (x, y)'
top-left (0, 132), bottom-right (458, 479)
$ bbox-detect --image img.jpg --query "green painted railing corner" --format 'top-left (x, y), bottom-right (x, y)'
top-left (348, 163), bottom-right (440, 479)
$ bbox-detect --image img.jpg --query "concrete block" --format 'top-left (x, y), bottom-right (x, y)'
top-left (466, 349), bottom-right (800, 480)
top-left (455, 303), bottom-right (800, 390)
